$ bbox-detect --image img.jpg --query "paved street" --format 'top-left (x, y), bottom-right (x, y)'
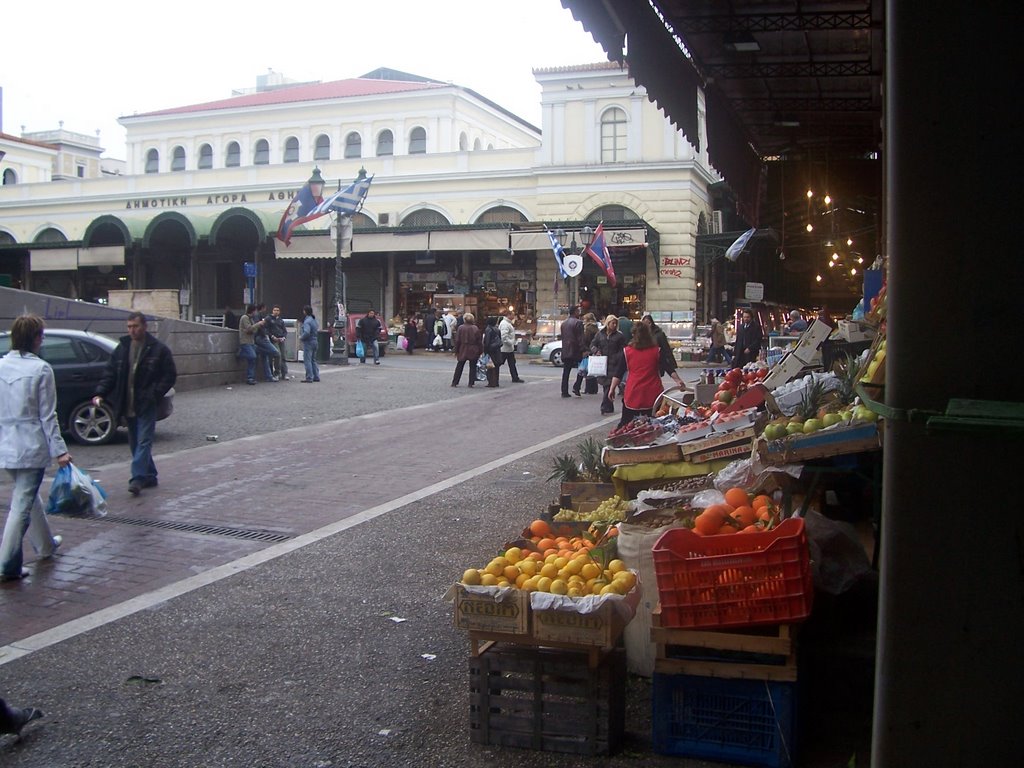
top-left (0, 353), bottom-right (871, 767)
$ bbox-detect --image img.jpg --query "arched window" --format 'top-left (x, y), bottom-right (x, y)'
top-left (473, 138), bottom-right (482, 151)
top-left (409, 126), bottom-right (426, 154)
top-left (600, 107), bottom-right (628, 163)
top-left (588, 204), bottom-right (641, 222)
top-left (345, 132), bottom-right (362, 159)
top-left (225, 141), bottom-right (241, 167)
top-left (350, 212), bottom-right (375, 228)
top-left (2, 169), bottom-right (17, 185)
top-left (314, 134), bottom-right (331, 161)
top-left (145, 149), bottom-right (159, 174)
top-left (400, 209), bottom-right (450, 227)
top-left (171, 146), bottom-right (186, 172)
top-left (253, 139), bottom-right (270, 165)
top-left (459, 132), bottom-right (468, 151)
top-left (376, 130), bottom-right (393, 157)
top-left (35, 227), bottom-right (67, 243)
top-left (476, 206), bottom-right (528, 225)
top-left (198, 144), bottom-right (213, 169)
top-left (283, 136), bottom-right (300, 163)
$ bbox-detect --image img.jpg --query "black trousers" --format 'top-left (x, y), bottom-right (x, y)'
top-left (503, 350), bottom-right (520, 381)
top-left (561, 358), bottom-right (579, 395)
top-left (452, 358), bottom-right (479, 386)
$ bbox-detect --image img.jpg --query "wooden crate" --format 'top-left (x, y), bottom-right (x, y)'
top-left (559, 481), bottom-right (616, 504)
top-left (453, 584), bottom-right (530, 635)
top-left (469, 644), bottom-right (625, 755)
top-left (651, 610), bottom-right (798, 682)
top-left (532, 599), bottom-right (627, 649)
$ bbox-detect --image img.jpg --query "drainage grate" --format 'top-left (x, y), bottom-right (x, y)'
top-left (100, 515), bottom-right (292, 543)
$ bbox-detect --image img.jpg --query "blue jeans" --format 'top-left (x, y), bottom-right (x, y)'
top-left (303, 341), bottom-right (319, 381)
top-left (254, 337), bottom-right (280, 380)
top-left (0, 468), bottom-right (55, 578)
top-left (359, 339), bottom-right (380, 363)
top-left (128, 404), bottom-right (158, 486)
top-left (238, 343), bottom-right (257, 382)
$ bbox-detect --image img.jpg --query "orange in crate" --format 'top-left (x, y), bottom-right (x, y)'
top-left (651, 518), bottom-right (813, 630)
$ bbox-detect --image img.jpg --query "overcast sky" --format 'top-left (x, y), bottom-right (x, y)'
top-left (0, 0), bottom-right (608, 160)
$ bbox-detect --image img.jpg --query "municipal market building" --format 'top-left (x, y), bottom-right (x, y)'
top-left (0, 64), bottom-right (717, 333)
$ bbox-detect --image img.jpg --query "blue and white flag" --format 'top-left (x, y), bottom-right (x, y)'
top-left (725, 227), bottom-right (757, 262)
top-left (314, 174), bottom-right (373, 218)
top-left (546, 229), bottom-right (568, 279)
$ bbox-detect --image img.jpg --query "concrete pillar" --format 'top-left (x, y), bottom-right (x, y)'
top-left (873, 2), bottom-right (1023, 765)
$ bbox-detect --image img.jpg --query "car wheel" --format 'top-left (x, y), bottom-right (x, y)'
top-left (550, 349), bottom-right (562, 366)
top-left (68, 400), bottom-right (116, 445)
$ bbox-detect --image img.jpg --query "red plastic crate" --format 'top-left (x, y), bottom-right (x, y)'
top-left (651, 518), bottom-right (813, 629)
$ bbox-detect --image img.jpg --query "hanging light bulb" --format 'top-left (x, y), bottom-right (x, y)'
top-left (806, 189), bottom-right (813, 199)
top-left (828, 261), bottom-right (835, 268)
top-left (857, 256), bottom-right (864, 264)
top-left (847, 237), bottom-right (853, 246)
top-left (831, 252), bottom-right (839, 261)
top-left (815, 274), bottom-right (823, 282)
top-left (824, 194), bottom-right (832, 205)
top-left (850, 267), bottom-right (857, 276)
top-left (806, 223), bottom-right (814, 233)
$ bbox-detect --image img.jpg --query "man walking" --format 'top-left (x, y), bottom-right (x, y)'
top-left (93, 312), bottom-right (177, 496)
top-left (264, 305), bottom-right (289, 380)
top-left (559, 306), bottom-right (584, 398)
top-left (356, 309), bottom-right (383, 365)
top-left (499, 308), bottom-right (525, 383)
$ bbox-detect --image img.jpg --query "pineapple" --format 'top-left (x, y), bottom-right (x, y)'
top-left (578, 437), bottom-right (611, 482)
top-left (547, 453), bottom-right (580, 482)
top-left (795, 377), bottom-right (828, 422)
top-left (835, 353), bottom-right (862, 405)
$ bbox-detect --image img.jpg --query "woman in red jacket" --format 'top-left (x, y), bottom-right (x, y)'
top-left (618, 321), bottom-right (664, 428)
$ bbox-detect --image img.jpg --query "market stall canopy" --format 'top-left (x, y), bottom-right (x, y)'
top-left (562, 0), bottom-right (884, 224)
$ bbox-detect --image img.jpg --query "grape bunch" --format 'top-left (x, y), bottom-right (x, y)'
top-left (556, 495), bottom-right (631, 521)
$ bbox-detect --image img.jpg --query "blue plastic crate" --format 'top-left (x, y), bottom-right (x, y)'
top-left (652, 673), bottom-right (798, 768)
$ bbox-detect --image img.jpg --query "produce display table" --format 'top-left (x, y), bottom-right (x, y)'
top-left (610, 457), bottom-right (735, 498)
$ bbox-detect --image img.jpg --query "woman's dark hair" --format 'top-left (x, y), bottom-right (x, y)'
top-left (10, 314), bottom-right (45, 353)
top-left (630, 320), bottom-right (657, 350)
top-left (303, 305), bottom-right (314, 317)
top-left (486, 316), bottom-right (498, 327)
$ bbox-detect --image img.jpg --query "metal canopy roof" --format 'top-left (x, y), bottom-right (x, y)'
top-left (563, 1), bottom-right (884, 223)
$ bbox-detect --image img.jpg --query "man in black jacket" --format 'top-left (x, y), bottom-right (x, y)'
top-left (93, 312), bottom-right (177, 496)
top-left (264, 305), bottom-right (289, 380)
top-left (356, 309), bottom-right (383, 365)
top-left (732, 309), bottom-right (763, 368)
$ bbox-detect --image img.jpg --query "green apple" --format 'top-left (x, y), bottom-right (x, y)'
top-left (803, 418), bottom-right (823, 433)
top-left (822, 412), bottom-right (842, 427)
top-left (839, 409), bottom-right (853, 422)
top-left (786, 422), bottom-right (805, 436)
top-left (854, 405), bottom-right (879, 422)
top-left (764, 424), bottom-right (784, 441)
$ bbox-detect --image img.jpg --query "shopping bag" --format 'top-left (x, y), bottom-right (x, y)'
top-left (46, 464), bottom-right (108, 518)
top-left (355, 340), bottom-right (365, 358)
top-left (398, 334), bottom-right (408, 350)
top-left (432, 334), bottom-right (443, 348)
top-left (587, 355), bottom-right (608, 378)
top-left (479, 353), bottom-right (491, 369)
top-left (578, 356), bottom-right (589, 374)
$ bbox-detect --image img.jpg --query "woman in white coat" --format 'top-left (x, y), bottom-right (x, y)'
top-left (0, 315), bottom-right (72, 582)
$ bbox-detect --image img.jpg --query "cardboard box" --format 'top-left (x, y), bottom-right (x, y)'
top-left (763, 353), bottom-right (807, 390)
top-left (838, 319), bottom-right (876, 343)
top-left (604, 443), bottom-right (682, 466)
top-left (687, 440), bottom-right (752, 464)
top-left (792, 319), bottom-right (832, 363)
top-left (694, 382), bottom-right (719, 405)
top-left (758, 422), bottom-right (881, 464)
top-left (532, 600), bottom-right (627, 648)
top-left (453, 584), bottom-right (530, 635)
top-left (680, 425), bottom-right (755, 457)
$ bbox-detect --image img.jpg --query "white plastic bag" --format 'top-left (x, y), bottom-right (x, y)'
top-left (587, 355), bottom-right (608, 377)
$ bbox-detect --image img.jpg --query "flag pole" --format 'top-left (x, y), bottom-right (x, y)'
top-left (328, 177), bottom-right (349, 365)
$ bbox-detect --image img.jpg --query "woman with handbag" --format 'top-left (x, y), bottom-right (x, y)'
top-left (0, 315), bottom-right (72, 582)
top-left (451, 313), bottom-right (483, 387)
top-left (591, 315), bottom-right (627, 414)
top-left (571, 313), bottom-right (600, 396)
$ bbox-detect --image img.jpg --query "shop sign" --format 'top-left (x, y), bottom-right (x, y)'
top-left (423, 283), bottom-right (438, 292)
top-left (745, 282), bottom-right (765, 301)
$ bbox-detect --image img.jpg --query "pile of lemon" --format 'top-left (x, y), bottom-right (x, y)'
top-left (462, 545), bottom-right (637, 598)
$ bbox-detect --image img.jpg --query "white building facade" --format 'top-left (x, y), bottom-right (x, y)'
top-left (0, 64), bottom-right (716, 331)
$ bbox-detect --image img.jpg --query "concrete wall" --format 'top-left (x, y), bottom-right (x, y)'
top-left (0, 286), bottom-right (245, 391)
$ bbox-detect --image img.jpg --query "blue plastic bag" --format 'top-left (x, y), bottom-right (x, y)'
top-left (46, 464), bottom-right (108, 518)
top-left (355, 340), bottom-right (365, 358)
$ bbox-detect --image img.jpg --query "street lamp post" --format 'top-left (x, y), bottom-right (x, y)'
top-left (327, 167), bottom-right (368, 365)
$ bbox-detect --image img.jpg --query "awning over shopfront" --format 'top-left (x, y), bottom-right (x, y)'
top-left (510, 228), bottom-right (647, 252)
top-left (273, 236), bottom-right (335, 260)
top-left (30, 245), bottom-right (125, 271)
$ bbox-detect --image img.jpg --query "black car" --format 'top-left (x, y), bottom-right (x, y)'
top-left (0, 328), bottom-right (173, 445)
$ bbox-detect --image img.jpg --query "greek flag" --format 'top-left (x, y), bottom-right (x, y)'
top-left (314, 174), bottom-right (373, 218)
top-left (725, 227), bottom-right (757, 262)
top-left (546, 229), bottom-right (568, 278)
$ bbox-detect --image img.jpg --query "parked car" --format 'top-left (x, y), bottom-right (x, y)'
top-left (540, 339), bottom-right (563, 366)
top-left (344, 313), bottom-right (389, 357)
top-left (0, 328), bottom-right (174, 445)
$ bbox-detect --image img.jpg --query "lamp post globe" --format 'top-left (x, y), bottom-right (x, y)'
top-left (308, 167), bottom-right (326, 198)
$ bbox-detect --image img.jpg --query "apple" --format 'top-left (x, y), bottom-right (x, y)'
top-left (839, 409), bottom-right (853, 422)
top-left (803, 418), bottom-right (823, 433)
top-left (786, 422), bottom-right (805, 436)
top-left (853, 405), bottom-right (879, 422)
top-left (764, 424), bottom-right (786, 440)
top-left (716, 390), bottom-right (734, 404)
top-left (822, 412), bottom-right (843, 427)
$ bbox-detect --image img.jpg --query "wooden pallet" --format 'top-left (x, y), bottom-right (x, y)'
top-left (651, 610), bottom-right (798, 681)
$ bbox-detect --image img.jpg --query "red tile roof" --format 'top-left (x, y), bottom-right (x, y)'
top-left (124, 78), bottom-right (448, 119)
